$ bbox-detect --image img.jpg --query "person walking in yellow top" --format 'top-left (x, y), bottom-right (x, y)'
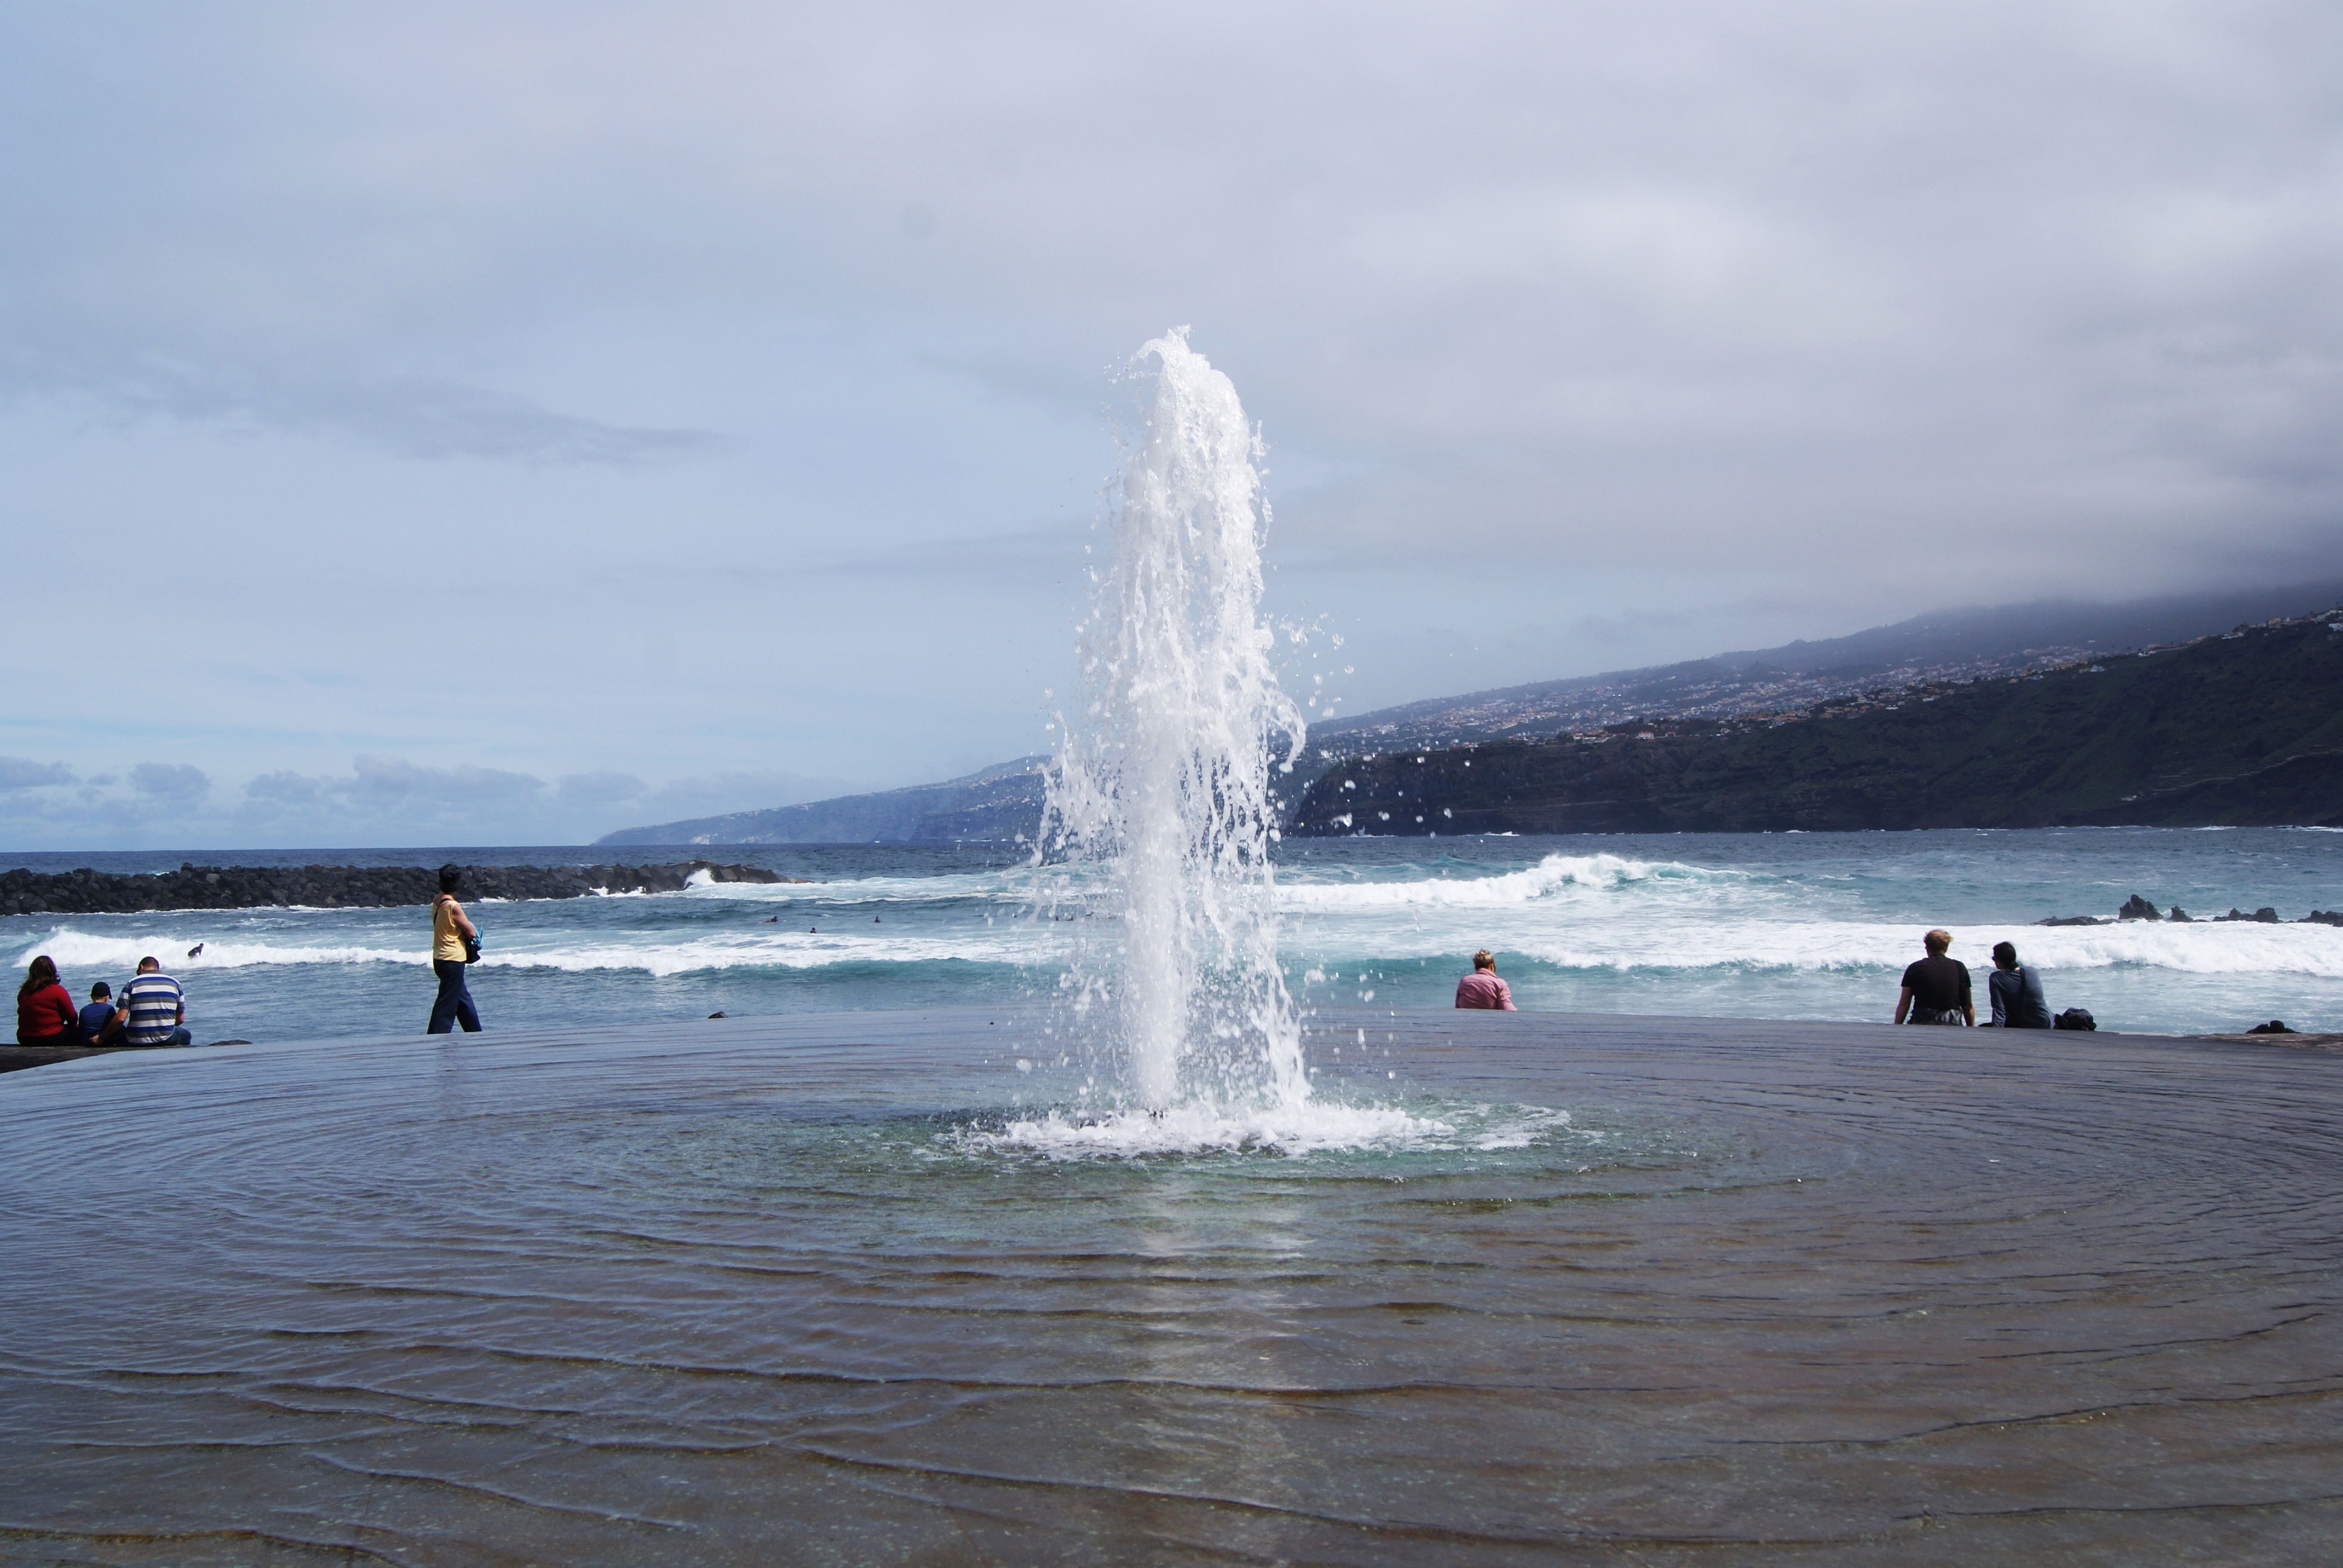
top-left (428, 864), bottom-right (483, 1034)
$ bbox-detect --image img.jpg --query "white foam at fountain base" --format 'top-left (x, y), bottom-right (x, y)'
top-left (953, 1099), bottom-right (1578, 1160)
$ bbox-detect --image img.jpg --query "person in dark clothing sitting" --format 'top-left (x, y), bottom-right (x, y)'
top-left (79, 981), bottom-right (125, 1047)
top-left (1895, 929), bottom-right (1973, 1026)
top-left (1985, 941), bottom-right (2053, 1028)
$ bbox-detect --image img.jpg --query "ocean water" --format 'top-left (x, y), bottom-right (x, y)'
top-left (6, 827), bottom-right (2341, 1045)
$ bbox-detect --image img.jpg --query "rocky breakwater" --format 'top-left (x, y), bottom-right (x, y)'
top-left (0, 861), bottom-right (795, 917)
top-left (2038, 891), bottom-right (2343, 927)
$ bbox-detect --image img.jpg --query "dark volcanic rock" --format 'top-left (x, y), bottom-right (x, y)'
top-left (2244, 1021), bottom-right (2296, 1034)
top-left (2215, 907), bottom-right (2282, 923)
top-left (0, 860), bottom-right (793, 916)
top-left (2304, 910), bottom-right (2343, 927)
top-left (2037, 915), bottom-right (2108, 927)
top-left (2117, 893), bottom-right (2162, 921)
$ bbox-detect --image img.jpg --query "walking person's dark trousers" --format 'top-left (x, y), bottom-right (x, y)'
top-left (428, 959), bottom-right (482, 1034)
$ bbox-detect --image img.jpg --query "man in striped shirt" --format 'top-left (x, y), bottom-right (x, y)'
top-left (116, 957), bottom-right (191, 1047)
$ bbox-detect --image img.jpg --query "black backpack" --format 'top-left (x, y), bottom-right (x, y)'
top-left (2053, 1007), bottom-right (2096, 1031)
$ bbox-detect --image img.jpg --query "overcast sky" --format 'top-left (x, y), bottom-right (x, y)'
top-left (5, 1), bottom-right (2339, 849)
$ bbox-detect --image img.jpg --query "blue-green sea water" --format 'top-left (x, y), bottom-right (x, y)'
top-left (7, 828), bottom-right (2341, 1044)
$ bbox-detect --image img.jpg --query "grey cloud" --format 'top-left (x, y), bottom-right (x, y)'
top-left (631, 770), bottom-right (872, 825)
top-left (243, 771), bottom-right (333, 808)
top-left (558, 771), bottom-right (648, 804)
top-left (0, 758), bottom-right (75, 790)
top-left (0, 768), bottom-right (210, 848)
top-left (232, 758), bottom-right (552, 843)
top-left (0, 754), bottom-right (873, 852)
top-left (218, 759), bottom-right (868, 846)
top-left (799, 524), bottom-right (1089, 581)
top-left (919, 347), bottom-right (1110, 416)
top-left (342, 756), bottom-right (546, 808)
top-left (6, 2), bottom-right (2343, 815)
top-left (10, 342), bottom-right (718, 465)
top-left (290, 374), bottom-right (719, 466)
top-left (129, 762), bottom-right (208, 799)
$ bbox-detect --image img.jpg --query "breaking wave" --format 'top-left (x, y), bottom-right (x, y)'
top-left (1277, 853), bottom-right (1736, 911)
top-left (15, 927), bottom-right (1057, 979)
top-left (21, 930), bottom-right (416, 972)
top-left (1513, 920), bottom-right (2343, 979)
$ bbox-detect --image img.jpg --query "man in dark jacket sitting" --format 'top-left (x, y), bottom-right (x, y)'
top-left (1986, 941), bottom-right (2054, 1028)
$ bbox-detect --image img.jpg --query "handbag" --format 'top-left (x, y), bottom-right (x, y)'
top-left (440, 893), bottom-right (482, 964)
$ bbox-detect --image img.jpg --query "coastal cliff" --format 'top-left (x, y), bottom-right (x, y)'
top-left (0, 860), bottom-right (790, 917)
top-left (1293, 613), bottom-right (2343, 835)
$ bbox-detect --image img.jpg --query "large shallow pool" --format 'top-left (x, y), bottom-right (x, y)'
top-left (2, 1008), bottom-right (2338, 1564)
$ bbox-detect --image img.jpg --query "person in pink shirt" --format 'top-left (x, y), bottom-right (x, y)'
top-left (1454, 950), bottom-right (1516, 1011)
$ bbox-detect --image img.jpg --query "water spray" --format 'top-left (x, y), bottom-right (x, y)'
top-left (1041, 329), bottom-right (1307, 1109)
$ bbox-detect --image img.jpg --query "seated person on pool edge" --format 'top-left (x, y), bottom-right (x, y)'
top-left (17, 955), bottom-right (79, 1046)
top-left (1987, 941), bottom-right (2053, 1028)
top-left (80, 981), bottom-right (124, 1046)
top-left (1895, 929), bottom-right (1973, 1026)
top-left (1455, 950), bottom-right (1517, 1011)
top-left (117, 956), bottom-right (192, 1047)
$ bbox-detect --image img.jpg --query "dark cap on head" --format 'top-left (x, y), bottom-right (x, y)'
top-left (90, 981), bottom-right (110, 999)
top-left (438, 864), bottom-right (462, 894)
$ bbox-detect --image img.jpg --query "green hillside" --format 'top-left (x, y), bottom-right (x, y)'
top-left (1291, 615), bottom-right (2343, 835)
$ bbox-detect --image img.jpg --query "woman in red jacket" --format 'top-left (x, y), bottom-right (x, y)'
top-left (17, 955), bottom-right (79, 1045)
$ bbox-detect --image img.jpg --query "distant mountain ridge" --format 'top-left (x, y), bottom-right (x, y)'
top-left (597, 581), bottom-right (2343, 844)
top-left (1308, 579), bottom-right (2343, 756)
top-left (1293, 608), bottom-right (2343, 834)
top-left (595, 756), bottom-right (1048, 846)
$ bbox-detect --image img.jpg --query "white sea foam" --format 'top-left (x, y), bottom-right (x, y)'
top-left (1999, 922), bottom-right (2343, 978)
top-left (15, 927), bottom-right (1059, 978)
top-left (21, 930), bottom-right (418, 971)
top-left (1277, 853), bottom-right (1732, 911)
top-left (681, 870), bottom-right (1038, 905)
top-left (952, 1098), bottom-right (1573, 1160)
top-left (476, 933), bottom-right (1051, 978)
top-left (25, 903), bottom-right (2330, 984)
top-left (1507, 919), bottom-right (2343, 979)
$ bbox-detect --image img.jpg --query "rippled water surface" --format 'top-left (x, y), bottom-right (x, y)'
top-left (4, 1009), bottom-right (2338, 1564)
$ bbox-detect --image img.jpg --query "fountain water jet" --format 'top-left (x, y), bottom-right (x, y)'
top-left (1041, 329), bottom-right (1307, 1111)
